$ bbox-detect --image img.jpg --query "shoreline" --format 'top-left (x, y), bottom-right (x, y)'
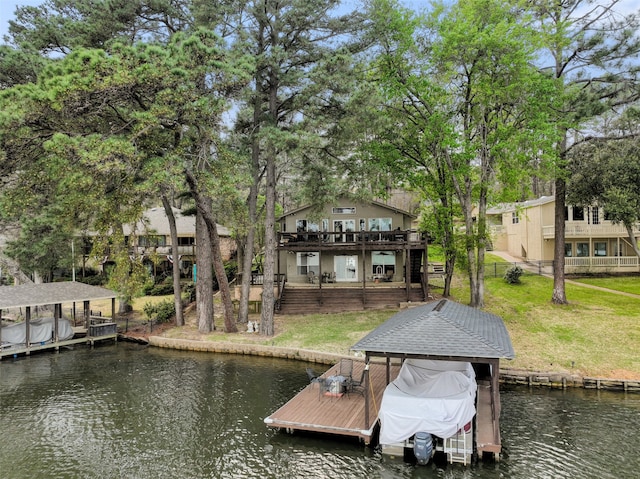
top-left (145, 335), bottom-right (640, 394)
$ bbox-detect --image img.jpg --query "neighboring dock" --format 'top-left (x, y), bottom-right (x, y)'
top-left (0, 282), bottom-right (118, 360)
top-left (0, 324), bottom-right (117, 359)
top-left (265, 361), bottom-right (400, 444)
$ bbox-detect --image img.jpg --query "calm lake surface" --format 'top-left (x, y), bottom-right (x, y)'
top-left (1, 343), bottom-right (639, 479)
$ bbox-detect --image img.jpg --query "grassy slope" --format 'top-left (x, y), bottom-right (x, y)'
top-left (97, 263), bottom-right (640, 379)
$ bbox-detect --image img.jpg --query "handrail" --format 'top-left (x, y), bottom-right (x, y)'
top-left (277, 229), bottom-right (424, 246)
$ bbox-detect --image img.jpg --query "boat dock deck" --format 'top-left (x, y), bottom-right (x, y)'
top-left (265, 360), bottom-right (502, 458)
top-left (265, 361), bottom-right (400, 444)
top-left (0, 327), bottom-right (117, 360)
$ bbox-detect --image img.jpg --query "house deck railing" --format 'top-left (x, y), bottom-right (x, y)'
top-left (542, 222), bottom-right (640, 239)
top-left (278, 229), bottom-right (425, 248)
top-left (486, 256), bottom-right (640, 277)
top-left (565, 256), bottom-right (639, 271)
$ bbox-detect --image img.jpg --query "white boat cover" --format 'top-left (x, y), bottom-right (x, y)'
top-left (1, 318), bottom-right (74, 346)
top-left (378, 359), bottom-right (477, 444)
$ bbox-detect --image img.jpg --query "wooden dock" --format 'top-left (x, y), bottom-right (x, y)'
top-left (265, 361), bottom-right (400, 444)
top-left (0, 328), bottom-right (117, 360)
top-left (265, 360), bottom-right (503, 459)
top-left (475, 381), bottom-right (501, 457)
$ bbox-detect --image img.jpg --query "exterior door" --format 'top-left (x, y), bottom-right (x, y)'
top-left (334, 255), bottom-right (358, 282)
top-left (333, 220), bottom-right (355, 242)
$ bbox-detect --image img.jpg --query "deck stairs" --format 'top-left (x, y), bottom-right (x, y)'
top-left (277, 286), bottom-right (426, 315)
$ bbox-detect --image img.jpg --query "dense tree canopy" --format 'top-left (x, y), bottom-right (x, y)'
top-left (1, 0), bottom-right (639, 326)
top-left (365, 0), bottom-right (557, 307)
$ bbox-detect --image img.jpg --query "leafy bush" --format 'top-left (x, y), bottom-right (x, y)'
top-left (143, 299), bottom-right (175, 323)
top-left (144, 276), bottom-right (175, 296)
top-left (503, 265), bottom-right (524, 284)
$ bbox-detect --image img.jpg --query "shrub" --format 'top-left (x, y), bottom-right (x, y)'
top-left (504, 265), bottom-right (524, 284)
top-left (143, 299), bottom-right (175, 323)
top-left (144, 276), bottom-right (175, 296)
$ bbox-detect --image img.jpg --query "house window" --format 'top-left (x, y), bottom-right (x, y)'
top-left (372, 251), bottom-right (395, 277)
top-left (333, 219), bottom-right (355, 242)
top-left (177, 237), bottom-right (195, 246)
top-left (565, 243), bottom-right (573, 257)
top-left (296, 219), bottom-right (307, 232)
top-left (511, 212), bottom-right (519, 224)
top-left (591, 207), bottom-right (600, 225)
top-left (368, 218), bottom-right (392, 232)
top-left (297, 252), bottom-right (319, 275)
top-left (576, 242), bottom-right (589, 257)
top-left (594, 242), bottom-right (607, 256)
top-left (573, 206), bottom-right (584, 221)
top-left (332, 207), bottom-right (356, 214)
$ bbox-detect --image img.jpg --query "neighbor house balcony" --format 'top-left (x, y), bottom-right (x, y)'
top-left (542, 222), bottom-right (640, 240)
top-left (565, 256), bottom-right (639, 273)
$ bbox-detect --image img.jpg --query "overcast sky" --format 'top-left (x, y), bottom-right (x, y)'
top-left (2, 0), bottom-right (638, 44)
top-left (1, 0), bottom-right (41, 39)
top-left (1, 1), bottom-right (426, 41)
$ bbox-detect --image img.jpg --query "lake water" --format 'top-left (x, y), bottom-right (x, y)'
top-left (1, 343), bottom-right (639, 478)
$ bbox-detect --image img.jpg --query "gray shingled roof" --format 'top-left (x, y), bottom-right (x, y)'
top-left (351, 299), bottom-right (515, 360)
top-left (0, 282), bottom-right (116, 310)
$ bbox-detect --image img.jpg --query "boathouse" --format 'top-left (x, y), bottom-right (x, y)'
top-left (264, 299), bottom-right (514, 463)
top-left (0, 282), bottom-right (118, 359)
top-left (351, 299), bottom-right (515, 462)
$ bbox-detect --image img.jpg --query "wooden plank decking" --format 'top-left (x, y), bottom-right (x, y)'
top-left (265, 361), bottom-right (400, 444)
top-left (0, 331), bottom-right (117, 359)
top-left (475, 382), bottom-right (501, 456)
top-left (266, 360), bottom-right (503, 459)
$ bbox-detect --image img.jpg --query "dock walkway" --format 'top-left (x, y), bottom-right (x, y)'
top-left (265, 361), bottom-right (400, 444)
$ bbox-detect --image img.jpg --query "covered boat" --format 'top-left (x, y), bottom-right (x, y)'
top-left (378, 359), bottom-right (476, 445)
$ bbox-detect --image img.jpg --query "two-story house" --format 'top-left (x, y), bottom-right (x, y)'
top-left (487, 196), bottom-right (640, 273)
top-left (89, 207), bottom-right (235, 279)
top-left (273, 199), bottom-right (430, 314)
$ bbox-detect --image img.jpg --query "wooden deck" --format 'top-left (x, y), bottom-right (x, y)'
top-left (265, 361), bottom-right (400, 444)
top-left (476, 381), bottom-right (501, 456)
top-left (0, 330), bottom-right (117, 359)
top-left (265, 361), bottom-right (503, 459)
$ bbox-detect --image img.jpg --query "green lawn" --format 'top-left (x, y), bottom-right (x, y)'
top-left (476, 274), bottom-right (640, 378)
top-left (134, 265), bottom-right (640, 380)
top-left (569, 275), bottom-right (640, 295)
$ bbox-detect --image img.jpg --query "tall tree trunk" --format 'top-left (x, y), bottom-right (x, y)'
top-left (260, 146), bottom-right (277, 336)
top-left (185, 168), bottom-right (237, 332)
top-left (195, 207), bottom-right (214, 333)
top-left (203, 196), bottom-right (237, 333)
top-left (161, 195), bottom-right (184, 327)
top-left (237, 78), bottom-right (263, 324)
top-left (475, 190), bottom-right (488, 308)
top-left (552, 175), bottom-right (568, 303)
top-left (238, 185), bottom-right (258, 324)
